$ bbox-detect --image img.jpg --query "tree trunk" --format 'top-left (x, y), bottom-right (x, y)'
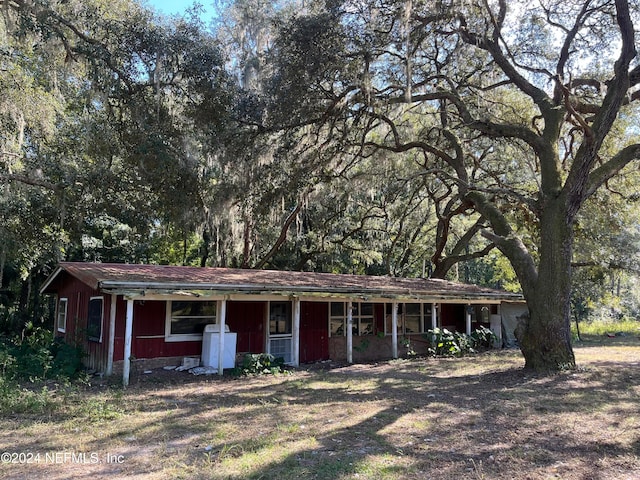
top-left (516, 197), bottom-right (576, 371)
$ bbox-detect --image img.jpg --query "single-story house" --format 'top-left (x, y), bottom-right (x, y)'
top-left (40, 262), bottom-right (524, 385)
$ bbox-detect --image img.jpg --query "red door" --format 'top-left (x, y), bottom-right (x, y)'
top-left (299, 302), bottom-right (329, 363)
top-left (226, 301), bottom-right (266, 354)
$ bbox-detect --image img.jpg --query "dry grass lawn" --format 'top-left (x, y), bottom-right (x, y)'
top-left (1, 337), bottom-right (639, 479)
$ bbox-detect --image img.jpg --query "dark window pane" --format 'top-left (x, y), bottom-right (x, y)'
top-left (330, 302), bottom-right (344, 316)
top-left (170, 301), bottom-right (216, 336)
top-left (87, 298), bottom-right (103, 342)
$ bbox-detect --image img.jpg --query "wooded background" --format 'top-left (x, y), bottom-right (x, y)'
top-left (1, 0), bottom-right (639, 370)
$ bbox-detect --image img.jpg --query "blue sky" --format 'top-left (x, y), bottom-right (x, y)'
top-left (143, 0), bottom-right (216, 22)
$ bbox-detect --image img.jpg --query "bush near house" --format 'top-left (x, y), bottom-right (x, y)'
top-left (427, 326), bottom-right (497, 357)
top-left (234, 353), bottom-right (287, 376)
top-left (0, 327), bottom-right (85, 415)
top-left (0, 327), bottom-right (85, 381)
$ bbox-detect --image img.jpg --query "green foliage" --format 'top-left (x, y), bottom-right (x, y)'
top-left (469, 326), bottom-right (498, 351)
top-left (427, 327), bottom-right (497, 357)
top-left (572, 318), bottom-right (640, 337)
top-left (75, 396), bottom-right (124, 422)
top-left (428, 328), bottom-right (463, 357)
top-left (0, 327), bottom-right (85, 381)
top-left (0, 377), bottom-right (56, 415)
top-left (233, 353), bottom-right (287, 376)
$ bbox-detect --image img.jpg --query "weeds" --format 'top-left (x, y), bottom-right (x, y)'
top-left (0, 327), bottom-right (84, 381)
top-left (573, 318), bottom-right (640, 337)
top-left (0, 327), bottom-right (86, 416)
top-left (0, 377), bottom-right (57, 415)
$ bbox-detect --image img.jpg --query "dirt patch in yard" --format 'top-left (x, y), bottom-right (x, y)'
top-left (1, 342), bottom-right (639, 479)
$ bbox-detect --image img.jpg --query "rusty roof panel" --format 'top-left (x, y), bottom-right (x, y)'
top-left (41, 262), bottom-right (522, 301)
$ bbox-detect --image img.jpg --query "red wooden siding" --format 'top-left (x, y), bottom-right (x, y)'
top-left (50, 273), bottom-right (111, 372)
top-left (110, 299), bottom-right (201, 361)
top-left (226, 301), bottom-right (266, 354)
top-left (299, 301), bottom-right (329, 363)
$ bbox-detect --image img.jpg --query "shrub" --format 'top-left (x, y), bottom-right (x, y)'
top-left (0, 327), bottom-right (85, 381)
top-left (426, 327), bottom-right (497, 357)
top-left (234, 353), bottom-right (287, 376)
top-left (469, 326), bottom-right (498, 351)
top-left (427, 328), bottom-right (462, 356)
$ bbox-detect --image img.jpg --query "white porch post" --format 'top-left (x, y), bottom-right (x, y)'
top-left (106, 294), bottom-right (117, 376)
top-left (292, 297), bottom-right (301, 367)
top-left (431, 302), bottom-right (438, 329)
top-left (466, 305), bottom-right (472, 335)
top-left (122, 298), bottom-right (134, 387)
top-left (218, 298), bottom-right (227, 376)
top-left (391, 302), bottom-right (399, 359)
top-left (346, 300), bottom-right (353, 364)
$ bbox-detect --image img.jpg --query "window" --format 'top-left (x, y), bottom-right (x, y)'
top-left (269, 302), bottom-right (293, 364)
top-left (87, 297), bottom-right (104, 342)
top-left (404, 303), bottom-right (422, 334)
top-left (385, 303), bottom-right (435, 335)
top-left (57, 298), bottom-right (68, 333)
top-left (270, 337), bottom-right (293, 363)
top-left (166, 300), bottom-right (216, 341)
top-left (330, 302), bottom-right (345, 336)
top-left (269, 301), bottom-right (292, 335)
top-left (329, 302), bottom-right (375, 336)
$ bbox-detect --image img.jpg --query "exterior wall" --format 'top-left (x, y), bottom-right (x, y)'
top-left (50, 273), bottom-right (112, 372)
top-left (329, 334), bottom-right (433, 362)
top-left (127, 300), bottom-right (202, 361)
top-left (328, 302), bottom-right (501, 362)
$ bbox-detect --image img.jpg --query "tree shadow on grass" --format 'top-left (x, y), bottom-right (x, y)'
top-left (2, 353), bottom-right (640, 479)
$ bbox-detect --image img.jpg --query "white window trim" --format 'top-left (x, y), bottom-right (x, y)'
top-left (164, 300), bottom-right (216, 342)
top-left (57, 298), bottom-right (68, 333)
top-left (328, 301), bottom-right (375, 337)
top-left (88, 296), bottom-right (104, 343)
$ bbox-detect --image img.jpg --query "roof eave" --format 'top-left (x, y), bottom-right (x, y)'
top-left (99, 280), bottom-right (523, 302)
top-left (39, 266), bottom-right (65, 295)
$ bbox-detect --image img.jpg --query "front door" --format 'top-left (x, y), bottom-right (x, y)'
top-left (299, 302), bottom-right (329, 364)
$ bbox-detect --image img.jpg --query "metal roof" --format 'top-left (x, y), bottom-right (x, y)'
top-left (41, 262), bottom-right (523, 302)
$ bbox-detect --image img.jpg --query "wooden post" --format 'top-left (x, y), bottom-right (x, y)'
top-left (106, 294), bottom-right (116, 376)
top-left (392, 302), bottom-right (398, 359)
top-left (346, 300), bottom-right (353, 364)
top-left (466, 305), bottom-right (472, 335)
top-left (292, 298), bottom-right (300, 367)
top-left (431, 302), bottom-right (437, 329)
top-left (122, 298), bottom-right (134, 387)
top-left (218, 298), bottom-right (227, 375)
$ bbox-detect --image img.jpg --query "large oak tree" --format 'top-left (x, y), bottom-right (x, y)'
top-left (266, 0), bottom-right (640, 371)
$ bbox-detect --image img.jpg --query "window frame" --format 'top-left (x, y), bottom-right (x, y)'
top-left (165, 300), bottom-right (217, 342)
top-left (328, 301), bottom-right (375, 337)
top-left (385, 303), bottom-right (435, 335)
top-left (87, 296), bottom-right (104, 343)
top-left (269, 301), bottom-right (292, 335)
top-left (57, 297), bottom-right (68, 333)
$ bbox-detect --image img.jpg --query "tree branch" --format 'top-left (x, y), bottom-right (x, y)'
top-left (585, 143), bottom-right (640, 198)
top-left (0, 172), bottom-right (63, 191)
